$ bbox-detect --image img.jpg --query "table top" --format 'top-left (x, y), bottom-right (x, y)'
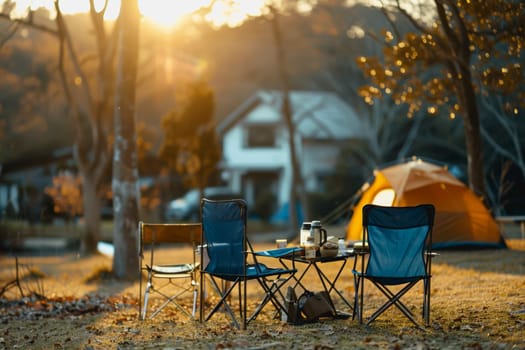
top-left (255, 246), bottom-right (356, 263)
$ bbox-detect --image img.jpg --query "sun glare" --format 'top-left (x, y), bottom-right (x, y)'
top-left (139, 0), bottom-right (211, 28)
top-left (8, 0), bottom-right (265, 27)
top-left (204, 0), bottom-right (266, 27)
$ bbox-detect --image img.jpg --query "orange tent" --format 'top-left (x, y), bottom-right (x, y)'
top-left (346, 159), bottom-right (505, 249)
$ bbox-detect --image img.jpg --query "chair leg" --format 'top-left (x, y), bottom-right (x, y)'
top-left (141, 281), bottom-right (152, 320)
top-left (356, 275), bottom-right (364, 324)
top-left (248, 276), bottom-right (288, 324)
top-left (366, 281), bottom-right (422, 328)
top-left (138, 268), bottom-right (143, 320)
top-left (376, 282), bottom-right (416, 316)
top-left (204, 276), bottom-right (241, 329)
top-left (238, 281), bottom-right (243, 324)
top-left (201, 273), bottom-right (294, 330)
top-left (192, 286), bottom-right (198, 318)
top-left (352, 275), bottom-right (360, 322)
top-left (423, 277), bottom-right (431, 327)
top-left (141, 275), bottom-right (197, 320)
top-left (243, 280), bottom-right (247, 330)
top-left (265, 277), bottom-right (290, 319)
top-left (149, 287), bottom-right (192, 319)
top-left (199, 272), bottom-right (205, 323)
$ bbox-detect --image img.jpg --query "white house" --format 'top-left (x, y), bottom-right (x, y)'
top-left (217, 90), bottom-right (364, 221)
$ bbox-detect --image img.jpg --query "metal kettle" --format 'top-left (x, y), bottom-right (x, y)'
top-left (310, 220), bottom-right (327, 247)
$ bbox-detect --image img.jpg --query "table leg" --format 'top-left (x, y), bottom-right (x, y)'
top-left (313, 260), bottom-right (353, 311)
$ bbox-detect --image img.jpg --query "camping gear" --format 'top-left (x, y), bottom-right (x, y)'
top-left (320, 241), bottom-right (338, 258)
top-left (346, 159), bottom-right (505, 249)
top-left (284, 287), bottom-right (336, 325)
top-left (300, 222), bottom-right (311, 247)
top-left (310, 220), bottom-right (328, 247)
top-left (199, 198), bottom-right (296, 330)
top-left (138, 222), bottom-right (201, 320)
top-left (304, 239), bottom-right (317, 259)
top-left (353, 204), bottom-right (436, 327)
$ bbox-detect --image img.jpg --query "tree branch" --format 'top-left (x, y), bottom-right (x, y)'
top-left (54, 1), bottom-right (95, 114)
top-left (393, 0), bottom-right (429, 35)
top-left (379, 0), bottom-right (401, 40)
top-left (434, 0), bottom-right (460, 52)
top-left (0, 12), bottom-right (58, 36)
top-left (0, 20), bottom-right (18, 48)
top-left (479, 95), bottom-right (525, 177)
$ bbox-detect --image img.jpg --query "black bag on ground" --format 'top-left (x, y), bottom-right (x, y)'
top-left (285, 287), bottom-right (336, 324)
top-left (299, 290), bottom-right (336, 321)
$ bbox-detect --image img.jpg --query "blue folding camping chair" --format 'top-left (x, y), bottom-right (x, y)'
top-left (353, 204), bottom-right (435, 328)
top-left (199, 198), bottom-right (296, 329)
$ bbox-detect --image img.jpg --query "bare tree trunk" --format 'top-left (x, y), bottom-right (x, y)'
top-left (269, 6), bottom-right (307, 235)
top-left (434, 0), bottom-right (487, 199)
top-left (435, 0), bottom-right (486, 199)
top-left (81, 175), bottom-right (102, 253)
top-left (53, 1), bottom-right (115, 255)
top-left (459, 68), bottom-right (486, 198)
top-left (112, 0), bottom-right (140, 280)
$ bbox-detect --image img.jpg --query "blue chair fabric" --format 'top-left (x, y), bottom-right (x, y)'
top-left (199, 198), bottom-right (296, 329)
top-left (353, 204), bottom-right (435, 327)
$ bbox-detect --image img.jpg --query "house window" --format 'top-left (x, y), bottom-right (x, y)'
top-left (244, 125), bottom-right (276, 148)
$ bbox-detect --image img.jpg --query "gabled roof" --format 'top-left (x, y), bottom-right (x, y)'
top-left (218, 90), bottom-right (364, 140)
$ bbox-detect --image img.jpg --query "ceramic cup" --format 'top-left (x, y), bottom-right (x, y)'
top-left (276, 239), bottom-right (287, 248)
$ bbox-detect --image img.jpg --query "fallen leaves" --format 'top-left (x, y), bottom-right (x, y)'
top-left (0, 293), bottom-right (135, 321)
top-left (1, 242), bottom-right (524, 349)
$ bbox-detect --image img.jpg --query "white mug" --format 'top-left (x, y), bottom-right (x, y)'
top-left (276, 239), bottom-right (287, 248)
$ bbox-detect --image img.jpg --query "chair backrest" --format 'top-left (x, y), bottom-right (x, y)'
top-left (139, 222), bottom-right (201, 260)
top-left (200, 198), bottom-right (247, 276)
top-left (362, 204), bottom-right (435, 283)
top-left (140, 222), bottom-right (201, 245)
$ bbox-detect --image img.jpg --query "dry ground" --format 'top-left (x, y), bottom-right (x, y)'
top-left (0, 240), bottom-right (524, 350)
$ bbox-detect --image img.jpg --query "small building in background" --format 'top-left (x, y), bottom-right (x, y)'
top-left (217, 89), bottom-right (365, 222)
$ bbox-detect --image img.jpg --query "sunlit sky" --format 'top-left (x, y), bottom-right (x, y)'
top-left (8, 0), bottom-right (271, 28)
top-left (7, 0), bottom-right (397, 28)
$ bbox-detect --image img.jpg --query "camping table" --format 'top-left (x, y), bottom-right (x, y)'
top-left (255, 247), bottom-right (356, 316)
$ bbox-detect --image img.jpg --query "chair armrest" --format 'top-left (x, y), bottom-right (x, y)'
top-left (352, 241), bottom-right (369, 256)
top-left (354, 249), bottom-right (369, 255)
top-left (353, 249), bottom-right (369, 260)
top-left (254, 247), bottom-right (303, 258)
top-left (254, 247), bottom-right (302, 270)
